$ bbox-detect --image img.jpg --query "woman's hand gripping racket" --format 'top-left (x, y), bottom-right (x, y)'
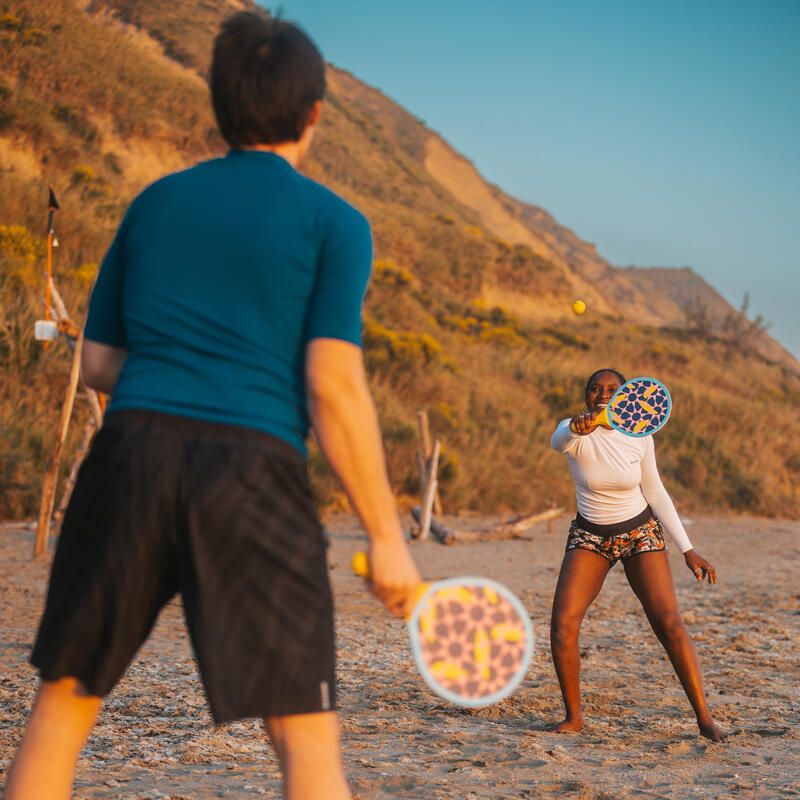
top-left (352, 552), bottom-right (534, 707)
top-left (572, 376), bottom-right (672, 437)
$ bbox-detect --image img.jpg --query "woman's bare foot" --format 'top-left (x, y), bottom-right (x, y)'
top-left (698, 718), bottom-right (728, 742)
top-left (549, 715), bottom-right (585, 733)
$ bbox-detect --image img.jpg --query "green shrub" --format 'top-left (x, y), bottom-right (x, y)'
top-left (103, 151), bottom-right (123, 175)
top-left (363, 320), bottom-right (443, 370)
top-left (382, 418), bottom-right (416, 443)
top-left (0, 13), bottom-right (22, 30)
top-left (542, 385), bottom-right (572, 415)
top-left (400, 469), bottom-right (421, 496)
top-left (74, 262), bottom-right (98, 286)
top-left (512, 244), bottom-right (534, 260)
top-left (479, 325), bottom-right (525, 347)
top-left (0, 224), bottom-right (43, 287)
top-left (538, 326), bottom-right (591, 350)
top-left (437, 444), bottom-right (459, 482)
top-left (71, 164), bottom-right (95, 184)
top-left (429, 402), bottom-right (459, 430)
top-left (52, 104), bottom-right (98, 143)
top-left (0, 109), bottom-right (15, 131)
top-left (373, 259), bottom-right (413, 286)
top-left (21, 28), bottom-right (47, 46)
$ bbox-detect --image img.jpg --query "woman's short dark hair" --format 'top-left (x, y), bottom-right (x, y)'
top-left (210, 11), bottom-right (326, 147)
top-left (584, 368), bottom-right (626, 402)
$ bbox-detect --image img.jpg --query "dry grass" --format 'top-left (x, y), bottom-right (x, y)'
top-left (1, 0), bottom-right (798, 521)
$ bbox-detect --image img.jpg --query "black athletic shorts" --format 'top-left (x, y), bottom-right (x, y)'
top-left (31, 410), bottom-right (336, 723)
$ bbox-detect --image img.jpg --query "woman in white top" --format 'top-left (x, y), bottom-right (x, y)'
top-left (549, 368), bottom-right (726, 741)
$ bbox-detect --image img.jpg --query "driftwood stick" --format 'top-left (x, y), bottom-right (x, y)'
top-left (0, 521), bottom-right (36, 531)
top-left (491, 506), bottom-right (565, 534)
top-left (53, 419), bottom-right (96, 529)
top-left (48, 278), bottom-right (70, 323)
top-left (455, 507), bottom-right (566, 543)
top-left (85, 387), bottom-right (104, 428)
top-left (409, 450), bottom-right (427, 540)
top-left (417, 439), bottom-right (440, 541)
top-left (415, 449), bottom-right (427, 486)
top-left (416, 410), bottom-right (432, 457)
top-left (34, 329), bottom-right (84, 557)
top-left (49, 275), bottom-right (105, 428)
top-left (410, 506), bottom-right (456, 545)
top-left (416, 410), bottom-right (442, 516)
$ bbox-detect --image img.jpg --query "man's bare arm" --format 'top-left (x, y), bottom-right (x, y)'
top-left (81, 338), bottom-right (126, 395)
top-left (305, 338), bottom-right (420, 616)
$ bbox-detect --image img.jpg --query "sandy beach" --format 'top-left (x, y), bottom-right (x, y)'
top-left (1, 514), bottom-right (798, 799)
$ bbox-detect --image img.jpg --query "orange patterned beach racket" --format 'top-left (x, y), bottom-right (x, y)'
top-left (352, 553), bottom-right (534, 707)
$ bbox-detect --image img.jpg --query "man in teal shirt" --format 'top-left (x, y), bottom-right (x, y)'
top-left (5, 11), bottom-right (420, 800)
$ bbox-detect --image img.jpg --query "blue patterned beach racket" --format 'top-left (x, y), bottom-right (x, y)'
top-left (580, 376), bottom-right (672, 437)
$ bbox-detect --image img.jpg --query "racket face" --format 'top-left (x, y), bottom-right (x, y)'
top-left (408, 577), bottom-right (534, 707)
top-left (607, 377), bottom-right (671, 437)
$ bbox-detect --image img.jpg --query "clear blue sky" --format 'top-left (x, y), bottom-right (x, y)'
top-left (268, 0), bottom-right (800, 359)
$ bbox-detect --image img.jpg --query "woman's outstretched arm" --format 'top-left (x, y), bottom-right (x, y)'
top-left (550, 418), bottom-right (579, 452)
top-left (640, 437), bottom-right (717, 582)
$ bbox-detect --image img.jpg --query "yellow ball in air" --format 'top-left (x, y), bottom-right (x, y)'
top-left (572, 300), bottom-right (586, 314)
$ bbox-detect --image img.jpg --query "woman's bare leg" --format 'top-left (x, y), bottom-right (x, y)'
top-left (3, 677), bottom-right (102, 800)
top-left (623, 550), bottom-right (727, 741)
top-left (549, 548), bottom-right (611, 732)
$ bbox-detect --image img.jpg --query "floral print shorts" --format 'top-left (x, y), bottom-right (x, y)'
top-left (566, 515), bottom-right (665, 566)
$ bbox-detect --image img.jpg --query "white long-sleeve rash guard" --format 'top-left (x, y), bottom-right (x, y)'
top-left (550, 419), bottom-right (693, 553)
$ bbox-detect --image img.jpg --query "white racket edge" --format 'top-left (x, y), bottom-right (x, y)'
top-left (407, 576), bottom-right (535, 708)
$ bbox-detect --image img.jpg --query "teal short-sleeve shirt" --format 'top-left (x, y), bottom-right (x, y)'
top-left (84, 150), bottom-right (373, 456)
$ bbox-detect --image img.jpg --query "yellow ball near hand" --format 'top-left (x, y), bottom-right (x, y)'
top-left (351, 551), bottom-right (371, 578)
top-left (572, 300), bottom-right (586, 314)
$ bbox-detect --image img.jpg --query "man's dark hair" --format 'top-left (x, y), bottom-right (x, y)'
top-left (584, 368), bottom-right (626, 403)
top-left (210, 11), bottom-right (326, 147)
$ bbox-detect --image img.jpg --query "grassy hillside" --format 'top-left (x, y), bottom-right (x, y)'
top-left (1, 0), bottom-right (799, 521)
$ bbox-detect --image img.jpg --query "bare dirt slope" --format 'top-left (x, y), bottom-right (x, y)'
top-left (1, 515), bottom-right (798, 799)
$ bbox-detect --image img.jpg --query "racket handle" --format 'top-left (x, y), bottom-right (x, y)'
top-left (352, 550), bottom-right (370, 578)
top-left (569, 406), bottom-right (610, 433)
top-left (351, 551), bottom-right (429, 618)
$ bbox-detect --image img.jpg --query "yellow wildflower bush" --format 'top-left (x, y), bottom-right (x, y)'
top-left (479, 325), bottom-right (526, 347)
top-left (372, 259), bottom-right (414, 286)
top-left (0, 224), bottom-right (43, 288)
top-left (0, 13), bottom-right (22, 30)
top-left (363, 320), bottom-right (443, 370)
top-left (437, 444), bottom-right (459, 483)
top-left (71, 165), bottom-right (96, 184)
top-left (74, 262), bottom-right (99, 287)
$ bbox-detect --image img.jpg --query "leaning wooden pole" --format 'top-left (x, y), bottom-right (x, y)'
top-left (34, 329), bottom-right (84, 557)
top-left (417, 439), bottom-right (441, 542)
top-left (53, 418), bottom-right (96, 530)
top-left (416, 409), bottom-right (442, 516)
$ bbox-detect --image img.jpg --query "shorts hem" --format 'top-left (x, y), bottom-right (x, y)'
top-left (566, 516), bottom-right (666, 566)
top-left (30, 661), bottom-right (111, 699)
top-left (565, 542), bottom-right (617, 563)
top-left (212, 701), bottom-right (338, 725)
